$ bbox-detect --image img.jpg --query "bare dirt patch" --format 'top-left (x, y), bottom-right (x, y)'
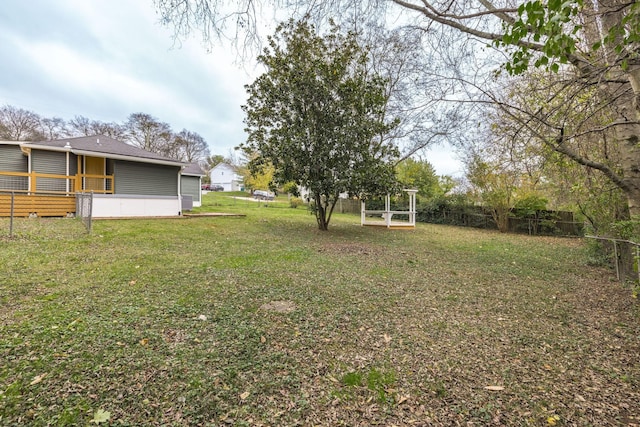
top-left (316, 242), bottom-right (383, 256)
top-left (260, 300), bottom-right (297, 313)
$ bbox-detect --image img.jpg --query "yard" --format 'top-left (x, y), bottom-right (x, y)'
top-left (1, 192), bottom-right (639, 426)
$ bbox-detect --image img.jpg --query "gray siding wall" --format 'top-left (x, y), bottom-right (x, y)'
top-left (0, 145), bottom-right (28, 191)
top-left (114, 160), bottom-right (179, 196)
top-left (181, 175), bottom-right (201, 203)
top-left (0, 145), bottom-right (28, 171)
top-left (32, 150), bottom-right (67, 192)
top-left (32, 150), bottom-right (66, 174)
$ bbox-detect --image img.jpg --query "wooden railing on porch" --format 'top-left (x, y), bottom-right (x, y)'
top-left (0, 171), bottom-right (114, 217)
top-left (0, 171), bottom-right (114, 194)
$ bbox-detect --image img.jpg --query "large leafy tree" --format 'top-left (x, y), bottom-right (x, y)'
top-left (395, 158), bottom-right (441, 198)
top-left (243, 161), bottom-right (275, 193)
top-left (240, 19), bottom-right (399, 230)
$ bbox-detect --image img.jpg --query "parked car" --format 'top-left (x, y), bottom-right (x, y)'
top-left (253, 190), bottom-right (275, 200)
top-left (201, 184), bottom-right (224, 191)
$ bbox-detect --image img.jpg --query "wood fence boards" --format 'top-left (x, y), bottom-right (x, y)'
top-left (0, 193), bottom-right (76, 217)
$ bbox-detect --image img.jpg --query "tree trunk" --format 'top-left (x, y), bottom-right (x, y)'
top-left (611, 67), bottom-right (640, 279)
top-left (491, 206), bottom-right (510, 233)
top-left (617, 62), bottom-right (640, 219)
top-left (599, 0), bottom-right (640, 219)
top-left (617, 122), bottom-right (640, 219)
top-left (314, 194), bottom-right (329, 231)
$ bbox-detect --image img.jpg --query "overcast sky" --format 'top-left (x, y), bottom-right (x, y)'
top-left (0, 0), bottom-right (462, 176)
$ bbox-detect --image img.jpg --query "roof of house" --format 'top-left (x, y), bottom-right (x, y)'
top-left (210, 162), bottom-right (235, 171)
top-left (182, 163), bottom-right (206, 176)
top-left (24, 135), bottom-right (186, 167)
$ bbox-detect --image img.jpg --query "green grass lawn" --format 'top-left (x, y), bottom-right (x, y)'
top-left (1, 192), bottom-right (639, 426)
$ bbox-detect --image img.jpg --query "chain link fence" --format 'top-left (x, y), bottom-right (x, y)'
top-left (76, 192), bottom-right (94, 233)
top-left (346, 198), bottom-right (583, 236)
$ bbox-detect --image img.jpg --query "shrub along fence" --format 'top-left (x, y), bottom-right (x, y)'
top-left (358, 198), bottom-right (583, 236)
top-left (417, 205), bottom-right (582, 236)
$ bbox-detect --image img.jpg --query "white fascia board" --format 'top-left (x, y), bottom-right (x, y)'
top-left (71, 150), bottom-right (186, 167)
top-left (20, 143), bottom-right (185, 167)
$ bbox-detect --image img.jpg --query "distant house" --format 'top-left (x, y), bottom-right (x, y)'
top-left (210, 163), bottom-right (243, 192)
top-left (181, 163), bottom-right (206, 208)
top-left (0, 135), bottom-right (193, 218)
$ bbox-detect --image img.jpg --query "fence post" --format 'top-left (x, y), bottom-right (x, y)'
top-left (637, 246), bottom-right (640, 286)
top-left (88, 191), bottom-right (93, 233)
top-left (613, 241), bottom-right (620, 281)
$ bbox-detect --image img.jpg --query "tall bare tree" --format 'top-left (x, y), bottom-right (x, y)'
top-left (123, 112), bottom-right (173, 154)
top-left (361, 24), bottom-right (468, 159)
top-left (173, 129), bottom-right (211, 163)
top-left (39, 116), bottom-right (68, 140)
top-left (68, 115), bottom-right (126, 140)
top-left (0, 105), bottom-right (43, 141)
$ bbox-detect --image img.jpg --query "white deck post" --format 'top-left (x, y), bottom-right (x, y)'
top-left (385, 194), bottom-right (391, 227)
top-left (405, 189), bottom-right (418, 226)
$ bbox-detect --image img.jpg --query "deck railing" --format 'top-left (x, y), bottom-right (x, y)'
top-left (0, 171), bottom-right (113, 218)
top-left (0, 171), bottom-right (113, 194)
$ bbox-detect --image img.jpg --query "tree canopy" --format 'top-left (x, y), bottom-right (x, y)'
top-left (240, 19), bottom-right (400, 230)
top-left (395, 158), bottom-right (441, 199)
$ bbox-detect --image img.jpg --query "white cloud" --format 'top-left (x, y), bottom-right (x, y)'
top-left (424, 143), bottom-right (464, 177)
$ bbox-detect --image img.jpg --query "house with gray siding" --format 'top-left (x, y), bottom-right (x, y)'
top-left (0, 135), bottom-right (193, 218)
top-left (181, 163), bottom-right (206, 208)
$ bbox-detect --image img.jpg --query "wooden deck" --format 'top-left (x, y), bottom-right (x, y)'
top-left (0, 193), bottom-right (76, 217)
top-left (363, 222), bottom-right (416, 230)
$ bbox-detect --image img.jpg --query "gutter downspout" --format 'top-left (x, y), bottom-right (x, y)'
top-left (178, 167), bottom-right (183, 215)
